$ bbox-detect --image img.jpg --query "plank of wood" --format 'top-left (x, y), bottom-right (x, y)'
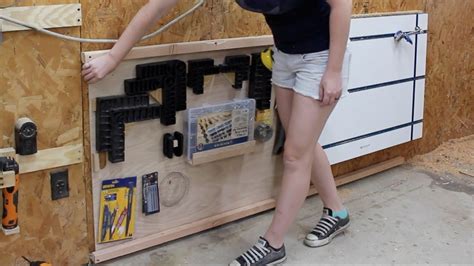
top-left (0, 146), bottom-right (83, 185)
top-left (81, 35), bottom-right (275, 63)
top-left (352, 10), bottom-right (423, 18)
top-left (91, 156), bottom-right (404, 263)
top-left (335, 156), bottom-right (405, 186)
top-left (191, 141), bottom-right (257, 166)
top-left (0, 147), bottom-right (16, 188)
top-left (18, 144), bottom-right (83, 174)
top-left (0, 147), bottom-right (15, 158)
top-left (0, 4), bottom-right (82, 32)
top-left (309, 156), bottom-right (405, 196)
top-left (0, 170), bottom-right (15, 189)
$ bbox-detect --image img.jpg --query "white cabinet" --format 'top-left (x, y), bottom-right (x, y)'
top-left (321, 13), bottom-right (428, 164)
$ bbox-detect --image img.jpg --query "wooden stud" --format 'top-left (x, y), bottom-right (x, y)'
top-left (352, 10), bottom-right (423, 18)
top-left (81, 35), bottom-right (274, 63)
top-left (0, 147), bottom-right (15, 158)
top-left (308, 156), bottom-right (405, 195)
top-left (18, 144), bottom-right (83, 174)
top-left (0, 170), bottom-right (15, 189)
top-left (0, 4), bottom-right (82, 32)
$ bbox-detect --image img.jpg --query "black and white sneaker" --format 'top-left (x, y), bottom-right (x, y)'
top-left (230, 237), bottom-right (286, 266)
top-left (304, 207), bottom-right (350, 247)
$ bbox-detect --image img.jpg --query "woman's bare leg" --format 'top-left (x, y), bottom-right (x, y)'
top-left (274, 86), bottom-right (344, 226)
top-left (264, 91), bottom-right (337, 248)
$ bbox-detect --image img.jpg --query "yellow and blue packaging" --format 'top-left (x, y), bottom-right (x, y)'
top-left (98, 177), bottom-right (137, 243)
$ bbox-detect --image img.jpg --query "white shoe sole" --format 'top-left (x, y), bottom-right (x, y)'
top-left (229, 255), bottom-right (287, 266)
top-left (303, 222), bottom-right (350, 248)
top-left (268, 256), bottom-right (287, 265)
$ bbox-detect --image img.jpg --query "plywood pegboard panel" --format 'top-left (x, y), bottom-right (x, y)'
top-left (86, 45), bottom-right (282, 252)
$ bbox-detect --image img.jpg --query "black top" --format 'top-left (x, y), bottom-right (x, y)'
top-left (264, 0), bottom-right (331, 54)
top-left (235, 0), bottom-right (306, 15)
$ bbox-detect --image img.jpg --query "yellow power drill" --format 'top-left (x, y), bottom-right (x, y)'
top-left (1, 156), bottom-right (19, 231)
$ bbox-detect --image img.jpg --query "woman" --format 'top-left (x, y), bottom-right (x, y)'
top-left (82, 1), bottom-right (352, 265)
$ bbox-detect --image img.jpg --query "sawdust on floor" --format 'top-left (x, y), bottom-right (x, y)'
top-left (409, 135), bottom-right (474, 185)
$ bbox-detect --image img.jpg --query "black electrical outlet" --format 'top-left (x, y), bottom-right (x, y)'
top-left (51, 169), bottom-right (69, 200)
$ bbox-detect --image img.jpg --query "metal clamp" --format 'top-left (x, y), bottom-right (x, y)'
top-left (394, 26), bottom-right (422, 45)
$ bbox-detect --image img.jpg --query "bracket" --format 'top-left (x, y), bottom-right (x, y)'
top-left (249, 53), bottom-right (272, 110)
top-left (0, 170), bottom-right (15, 189)
top-left (130, 60), bottom-right (187, 111)
top-left (96, 99), bottom-right (162, 163)
top-left (187, 55), bottom-right (251, 94)
top-left (0, 4), bottom-right (82, 33)
top-left (163, 132), bottom-right (184, 159)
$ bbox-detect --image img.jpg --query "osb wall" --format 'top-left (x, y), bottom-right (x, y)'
top-left (0, 0), bottom-right (472, 264)
top-left (0, 0), bottom-right (88, 265)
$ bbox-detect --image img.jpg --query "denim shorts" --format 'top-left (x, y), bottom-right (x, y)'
top-left (272, 46), bottom-right (351, 100)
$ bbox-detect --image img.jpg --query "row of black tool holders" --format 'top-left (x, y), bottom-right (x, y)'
top-left (96, 53), bottom-right (272, 164)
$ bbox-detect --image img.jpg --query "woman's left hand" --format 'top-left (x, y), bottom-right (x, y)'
top-left (319, 70), bottom-right (343, 106)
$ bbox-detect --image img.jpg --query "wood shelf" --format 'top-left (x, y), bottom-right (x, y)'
top-left (0, 145), bottom-right (83, 175)
top-left (0, 4), bottom-right (82, 32)
top-left (190, 141), bottom-right (257, 166)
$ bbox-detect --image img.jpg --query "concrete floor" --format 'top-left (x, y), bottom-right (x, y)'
top-left (109, 165), bottom-right (473, 265)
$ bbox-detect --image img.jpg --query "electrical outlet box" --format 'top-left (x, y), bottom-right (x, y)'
top-left (50, 169), bottom-right (69, 200)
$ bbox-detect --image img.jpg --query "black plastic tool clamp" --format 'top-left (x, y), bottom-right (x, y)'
top-left (163, 131), bottom-right (184, 159)
top-left (219, 55), bottom-right (251, 89)
top-left (187, 59), bottom-right (218, 95)
top-left (249, 53), bottom-right (273, 110)
top-left (134, 60), bottom-right (188, 111)
top-left (96, 95), bottom-right (149, 152)
top-left (124, 77), bottom-right (162, 96)
top-left (108, 110), bottom-right (126, 163)
top-left (187, 55), bottom-right (251, 94)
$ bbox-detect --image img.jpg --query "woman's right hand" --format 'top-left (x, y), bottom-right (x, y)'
top-left (82, 53), bottom-right (119, 84)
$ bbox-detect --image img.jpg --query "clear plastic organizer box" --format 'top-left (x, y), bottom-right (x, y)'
top-left (185, 98), bottom-right (256, 161)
